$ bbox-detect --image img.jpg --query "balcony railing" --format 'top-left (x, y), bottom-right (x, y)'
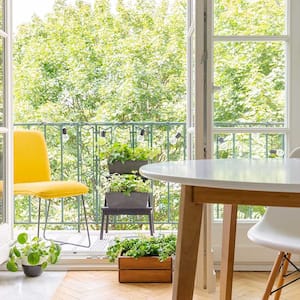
top-left (14, 121), bottom-right (285, 230)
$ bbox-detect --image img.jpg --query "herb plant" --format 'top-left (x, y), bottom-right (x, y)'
top-left (101, 142), bottom-right (159, 164)
top-left (6, 232), bottom-right (61, 272)
top-left (106, 234), bottom-right (176, 262)
top-left (106, 173), bottom-right (151, 196)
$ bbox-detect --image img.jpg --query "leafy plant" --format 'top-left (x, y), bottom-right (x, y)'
top-left (101, 142), bottom-right (159, 164)
top-left (106, 234), bottom-right (176, 262)
top-left (6, 232), bottom-right (61, 272)
top-left (105, 173), bottom-right (151, 196)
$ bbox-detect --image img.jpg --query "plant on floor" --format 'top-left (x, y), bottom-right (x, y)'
top-left (106, 234), bottom-right (176, 262)
top-left (6, 232), bottom-right (61, 275)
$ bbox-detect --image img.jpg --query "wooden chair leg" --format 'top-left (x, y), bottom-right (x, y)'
top-left (274, 253), bottom-right (291, 300)
top-left (262, 251), bottom-right (285, 300)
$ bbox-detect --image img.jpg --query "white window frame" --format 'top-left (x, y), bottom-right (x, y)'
top-left (0, 0), bottom-right (13, 265)
top-left (188, 0), bottom-right (300, 269)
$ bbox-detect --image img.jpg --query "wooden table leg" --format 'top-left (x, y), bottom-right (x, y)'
top-left (220, 204), bottom-right (238, 300)
top-left (172, 185), bottom-right (204, 300)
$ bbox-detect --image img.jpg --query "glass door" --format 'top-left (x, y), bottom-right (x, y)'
top-left (209, 0), bottom-right (288, 266)
top-left (0, 0), bottom-right (13, 264)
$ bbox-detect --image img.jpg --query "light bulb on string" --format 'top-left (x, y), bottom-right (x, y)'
top-left (101, 130), bottom-right (106, 138)
top-left (62, 127), bottom-right (69, 142)
top-left (137, 129), bottom-right (145, 143)
top-left (277, 149), bottom-right (284, 157)
top-left (170, 132), bottom-right (181, 145)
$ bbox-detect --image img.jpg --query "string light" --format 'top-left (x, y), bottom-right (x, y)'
top-left (62, 127), bottom-right (69, 142)
top-left (101, 130), bottom-right (106, 138)
top-left (170, 132), bottom-right (181, 145)
top-left (137, 128), bottom-right (145, 142)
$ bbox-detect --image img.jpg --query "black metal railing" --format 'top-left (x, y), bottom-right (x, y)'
top-left (14, 121), bottom-right (285, 230)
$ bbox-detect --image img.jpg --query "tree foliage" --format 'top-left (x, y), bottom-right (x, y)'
top-left (12, 0), bottom-right (287, 224)
top-left (213, 0), bottom-right (286, 124)
top-left (13, 0), bottom-right (186, 123)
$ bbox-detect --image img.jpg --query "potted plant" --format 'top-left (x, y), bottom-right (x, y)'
top-left (100, 173), bottom-right (154, 239)
top-left (106, 234), bottom-right (176, 283)
top-left (104, 173), bottom-right (152, 208)
top-left (100, 142), bottom-right (159, 174)
top-left (6, 232), bottom-right (61, 277)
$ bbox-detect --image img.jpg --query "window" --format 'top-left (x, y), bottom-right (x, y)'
top-left (0, 0), bottom-right (13, 264)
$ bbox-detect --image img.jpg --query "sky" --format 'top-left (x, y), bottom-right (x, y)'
top-left (13, 0), bottom-right (95, 32)
top-left (13, 0), bottom-right (55, 31)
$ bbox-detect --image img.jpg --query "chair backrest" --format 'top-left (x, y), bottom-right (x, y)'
top-left (14, 130), bottom-right (51, 183)
top-left (289, 147), bottom-right (300, 159)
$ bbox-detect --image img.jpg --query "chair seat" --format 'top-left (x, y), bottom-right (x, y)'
top-left (14, 181), bottom-right (88, 199)
top-left (248, 220), bottom-right (300, 254)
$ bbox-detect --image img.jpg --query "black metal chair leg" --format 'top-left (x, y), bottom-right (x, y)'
top-left (43, 196), bottom-right (91, 248)
top-left (105, 215), bottom-right (109, 233)
top-left (149, 212), bottom-right (154, 236)
top-left (81, 195), bottom-right (91, 247)
top-left (100, 211), bottom-right (105, 240)
top-left (37, 197), bottom-right (42, 238)
top-left (77, 196), bottom-right (80, 233)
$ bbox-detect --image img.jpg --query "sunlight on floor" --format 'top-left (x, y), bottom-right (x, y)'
top-left (0, 271), bottom-right (66, 300)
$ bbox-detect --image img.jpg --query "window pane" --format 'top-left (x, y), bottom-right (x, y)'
top-left (213, 41), bottom-right (286, 125)
top-left (214, 0), bottom-right (286, 36)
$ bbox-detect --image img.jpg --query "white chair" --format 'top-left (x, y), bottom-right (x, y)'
top-left (247, 147), bottom-right (300, 300)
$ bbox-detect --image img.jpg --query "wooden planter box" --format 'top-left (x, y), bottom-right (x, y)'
top-left (105, 192), bottom-right (150, 209)
top-left (118, 256), bottom-right (172, 283)
top-left (108, 160), bottom-right (148, 175)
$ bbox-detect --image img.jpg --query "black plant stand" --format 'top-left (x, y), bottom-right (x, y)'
top-left (100, 161), bottom-right (154, 240)
top-left (100, 207), bottom-right (154, 240)
top-left (100, 193), bottom-right (154, 240)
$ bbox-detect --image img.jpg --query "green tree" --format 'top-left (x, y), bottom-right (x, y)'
top-left (13, 0), bottom-right (186, 123)
top-left (213, 0), bottom-right (286, 125)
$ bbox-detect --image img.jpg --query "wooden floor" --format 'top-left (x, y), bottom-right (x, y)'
top-left (52, 271), bottom-right (300, 300)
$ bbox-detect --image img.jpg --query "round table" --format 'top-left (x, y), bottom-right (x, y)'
top-left (140, 159), bottom-right (300, 300)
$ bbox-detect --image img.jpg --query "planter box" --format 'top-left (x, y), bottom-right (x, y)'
top-left (108, 160), bottom-right (148, 175)
top-left (118, 256), bottom-right (172, 283)
top-left (105, 192), bottom-right (150, 208)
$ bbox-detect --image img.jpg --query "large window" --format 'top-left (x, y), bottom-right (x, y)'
top-left (211, 0), bottom-right (287, 219)
top-left (205, 0), bottom-right (300, 266)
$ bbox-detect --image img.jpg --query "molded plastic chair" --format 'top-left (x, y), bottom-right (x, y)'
top-left (247, 147), bottom-right (300, 299)
top-left (14, 130), bottom-right (91, 248)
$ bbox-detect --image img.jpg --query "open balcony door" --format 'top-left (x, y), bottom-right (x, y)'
top-left (0, 0), bottom-right (13, 264)
top-left (186, 0), bottom-right (216, 293)
top-left (189, 0), bottom-right (300, 276)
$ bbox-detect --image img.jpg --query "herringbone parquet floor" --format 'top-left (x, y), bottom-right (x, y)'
top-left (52, 271), bottom-right (300, 300)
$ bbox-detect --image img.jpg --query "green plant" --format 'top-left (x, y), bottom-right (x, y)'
top-left (101, 142), bottom-right (159, 164)
top-left (106, 234), bottom-right (176, 262)
top-left (105, 173), bottom-right (151, 196)
top-left (6, 232), bottom-right (61, 272)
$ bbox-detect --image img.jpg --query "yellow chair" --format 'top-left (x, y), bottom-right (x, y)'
top-left (14, 130), bottom-right (91, 248)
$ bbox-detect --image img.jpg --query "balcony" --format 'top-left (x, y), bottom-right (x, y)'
top-left (13, 121), bottom-right (285, 254)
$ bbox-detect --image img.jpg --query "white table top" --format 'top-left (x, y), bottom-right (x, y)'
top-left (140, 159), bottom-right (300, 193)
